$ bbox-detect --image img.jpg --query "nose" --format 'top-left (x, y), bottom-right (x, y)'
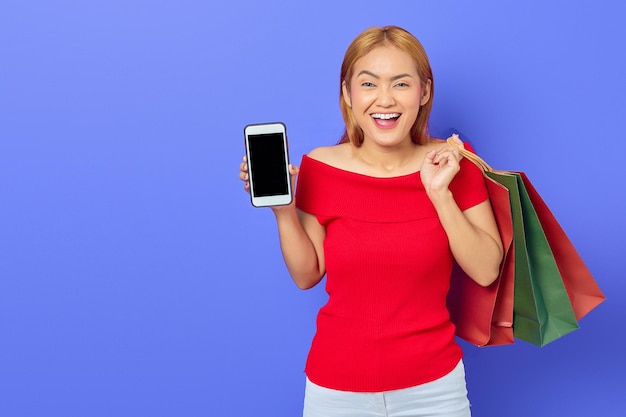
top-left (376, 86), bottom-right (395, 107)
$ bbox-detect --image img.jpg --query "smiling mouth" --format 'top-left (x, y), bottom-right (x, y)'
top-left (371, 113), bottom-right (401, 127)
top-left (371, 113), bottom-right (401, 120)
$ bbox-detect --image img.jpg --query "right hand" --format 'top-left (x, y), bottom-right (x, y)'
top-left (238, 155), bottom-right (300, 210)
top-left (239, 155), bottom-right (252, 194)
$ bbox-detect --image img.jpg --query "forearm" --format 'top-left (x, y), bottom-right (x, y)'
top-left (273, 208), bottom-right (324, 289)
top-left (430, 191), bottom-right (503, 286)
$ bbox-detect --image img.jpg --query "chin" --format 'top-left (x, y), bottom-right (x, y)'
top-left (369, 131), bottom-right (411, 146)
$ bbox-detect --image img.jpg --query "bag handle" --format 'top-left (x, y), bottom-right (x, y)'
top-left (446, 134), bottom-right (495, 173)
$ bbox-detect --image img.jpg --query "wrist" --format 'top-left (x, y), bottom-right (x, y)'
top-left (426, 188), bottom-right (454, 207)
top-left (272, 203), bottom-right (298, 220)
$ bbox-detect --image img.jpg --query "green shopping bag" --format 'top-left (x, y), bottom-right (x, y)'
top-left (485, 171), bottom-right (579, 346)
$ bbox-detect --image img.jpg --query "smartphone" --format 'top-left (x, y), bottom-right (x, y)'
top-left (244, 122), bottom-right (293, 207)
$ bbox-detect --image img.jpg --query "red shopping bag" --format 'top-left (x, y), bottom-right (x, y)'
top-left (447, 144), bottom-right (515, 347)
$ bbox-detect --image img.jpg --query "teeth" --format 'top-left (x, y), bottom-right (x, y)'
top-left (371, 113), bottom-right (400, 120)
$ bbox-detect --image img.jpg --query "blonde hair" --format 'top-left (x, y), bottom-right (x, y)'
top-left (338, 26), bottom-right (434, 146)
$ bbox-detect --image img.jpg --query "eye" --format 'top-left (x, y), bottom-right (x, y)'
top-left (395, 81), bottom-right (410, 88)
top-left (361, 81), bottom-right (375, 87)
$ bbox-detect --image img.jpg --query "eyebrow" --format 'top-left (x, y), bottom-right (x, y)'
top-left (356, 70), bottom-right (414, 82)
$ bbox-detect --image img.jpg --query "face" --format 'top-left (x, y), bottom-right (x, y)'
top-left (343, 45), bottom-right (431, 148)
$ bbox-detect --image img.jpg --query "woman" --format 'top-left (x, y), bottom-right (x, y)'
top-left (239, 25), bottom-right (503, 417)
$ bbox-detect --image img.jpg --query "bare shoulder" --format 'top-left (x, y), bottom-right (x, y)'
top-left (426, 137), bottom-right (446, 149)
top-left (306, 143), bottom-right (353, 168)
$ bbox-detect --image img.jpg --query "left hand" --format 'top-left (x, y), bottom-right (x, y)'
top-left (420, 137), bottom-right (463, 197)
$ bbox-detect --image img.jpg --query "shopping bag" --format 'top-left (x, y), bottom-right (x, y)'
top-left (518, 173), bottom-right (606, 321)
top-left (491, 170), bottom-right (579, 346)
top-left (447, 147), bottom-right (515, 347)
top-left (447, 135), bottom-right (605, 347)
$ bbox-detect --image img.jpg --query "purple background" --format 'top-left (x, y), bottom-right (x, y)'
top-left (1, 1), bottom-right (625, 416)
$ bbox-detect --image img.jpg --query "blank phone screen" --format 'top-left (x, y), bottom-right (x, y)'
top-left (248, 133), bottom-right (289, 197)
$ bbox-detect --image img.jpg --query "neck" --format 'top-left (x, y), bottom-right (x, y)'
top-left (355, 140), bottom-right (422, 174)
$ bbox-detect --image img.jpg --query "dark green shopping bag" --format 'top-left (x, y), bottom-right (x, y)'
top-left (486, 171), bottom-right (579, 346)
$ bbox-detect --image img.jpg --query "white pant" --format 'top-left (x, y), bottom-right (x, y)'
top-left (303, 360), bottom-right (471, 417)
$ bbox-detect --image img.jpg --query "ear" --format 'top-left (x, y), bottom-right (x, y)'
top-left (342, 80), bottom-right (352, 108)
top-left (420, 79), bottom-right (432, 106)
